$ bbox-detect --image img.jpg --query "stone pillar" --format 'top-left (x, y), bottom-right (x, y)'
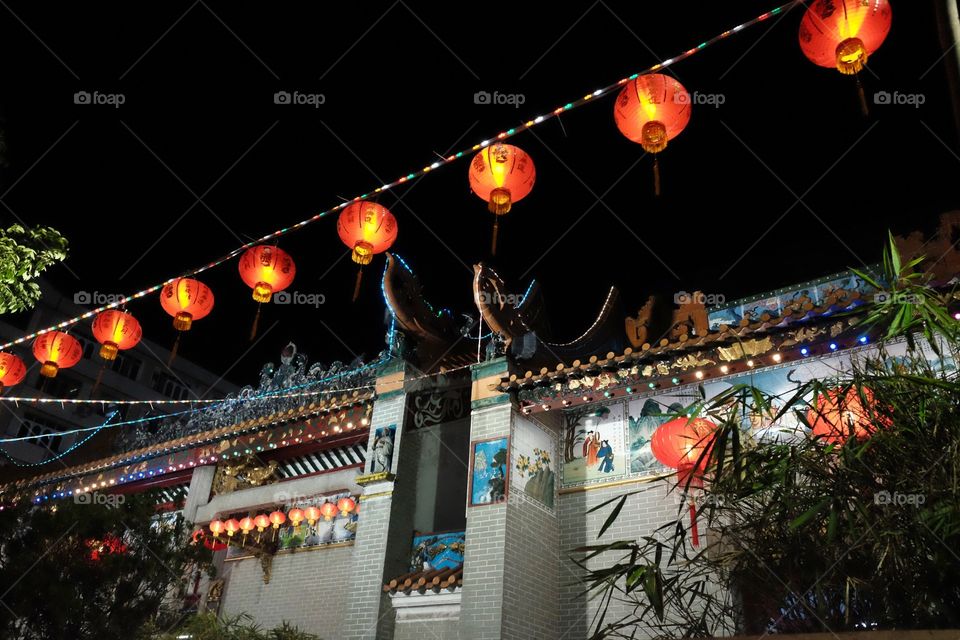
top-left (342, 359), bottom-right (413, 640)
top-left (182, 464), bottom-right (216, 524)
top-left (460, 358), bottom-right (560, 640)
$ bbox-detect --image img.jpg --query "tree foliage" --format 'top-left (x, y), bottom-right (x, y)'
top-left (578, 237), bottom-right (960, 637)
top-left (0, 223), bottom-right (69, 313)
top-left (0, 492), bottom-right (210, 640)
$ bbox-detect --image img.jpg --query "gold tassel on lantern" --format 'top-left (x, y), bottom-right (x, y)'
top-left (352, 242), bottom-right (374, 302)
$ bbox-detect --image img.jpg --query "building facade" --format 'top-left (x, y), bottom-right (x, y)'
top-left (1, 220), bottom-right (955, 639)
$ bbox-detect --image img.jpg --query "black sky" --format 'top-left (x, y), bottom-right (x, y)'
top-left (1, 1), bottom-right (957, 388)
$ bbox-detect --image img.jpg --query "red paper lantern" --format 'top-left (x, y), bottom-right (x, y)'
top-left (209, 520), bottom-right (225, 538)
top-left (239, 516), bottom-right (255, 534)
top-left (238, 245), bottom-right (296, 303)
top-left (160, 278), bottom-right (214, 332)
top-left (91, 310), bottom-right (142, 361)
top-left (304, 506), bottom-right (321, 526)
top-left (0, 352), bottom-right (27, 390)
top-left (337, 201), bottom-right (398, 300)
top-left (615, 74), bottom-right (691, 153)
top-left (288, 508), bottom-right (305, 526)
top-left (32, 331), bottom-right (83, 379)
top-left (651, 417), bottom-right (718, 487)
top-left (254, 514), bottom-right (271, 532)
top-left (268, 510), bottom-right (286, 529)
top-left (615, 74), bottom-right (691, 196)
top-left (651, 416), bottom-right (717, 548)
top-left (224, 518), bottom-right (241, 537)
top-left (337, 496), bottom-right (356, 516)
top-left (799, 0), bottom-right (892, 75)
top-left (807, 386), bottom-right (887, 445)
top-left (320, 502), bottom-right (338, 521)
top-left (468, 143), bottom-right (535, 255)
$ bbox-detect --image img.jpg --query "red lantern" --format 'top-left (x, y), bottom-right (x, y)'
top-left (160, 278), bottom-right (214, 332)
top-left (651, 416), bottom-right (718, 548)
top-left (614, 74), bottom-right (691, 196)
top-left (304, 506), bottom-right (321, 526)
top-left (254, 514), bottom-right (271, 532)
top-left (337, 201), bottom-right (398, 301)
top-left (651, 417), bottom-right (717, 484)
top-left (238, 245), bottom-right (296, 303)
top-left (320, 502), bottom-right (338, 521)
top-left (0, 352), bottom-right (27, 391)
top-left (239, 516), bottom-right (255, 533)
top-left (469, 143), bottom-right (536, 255)
top-left (209, 519), bottom-right (225, 539)
top-left (337, 496), bottom-right (356, 516)
top-left (288, 508), bottom-right (305, 527)
top-left (799, 0), bottom-right (892, 76)
top-left (268, 510), bottom-right (286, 529)
top-left (91, 310), bottom-right (142, 361)
top-left (160, 278), bottom-right (214, 363)
top-left (224, 518), bottom-right (241, 537)
top-left (807, 386), bottom-right (887, 445)
top-left (32, 331), bottom-right (82, 379)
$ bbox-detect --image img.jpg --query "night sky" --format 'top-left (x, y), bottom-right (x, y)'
top-left (1, 1), bottom-right (957, 388)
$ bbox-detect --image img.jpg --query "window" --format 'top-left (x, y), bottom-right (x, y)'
top-left (110, 352), bottom-right (142, 381)
top-left (151, 371), bottom-right (193, 401)
top-left (15, 414), bottom-right (65, 455)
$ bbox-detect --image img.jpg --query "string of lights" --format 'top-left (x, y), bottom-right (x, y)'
top-left (0, 357), bottom-right (479, 446)
top-left (0, 0), bottom-right (802, 355)
top-left (0, 412), bottom-right (118, 467)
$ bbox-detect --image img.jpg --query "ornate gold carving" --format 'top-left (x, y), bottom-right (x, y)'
top-left (206, 579), bottom-right (224, 604)
top-left (671, 292), bottom-right (709, 339)
top-left (641, 365), bottom-right (654, 377)
top-left (673, 352), bottom-right (716, 370)
top-left (212, 457), bottom-right (278, 495)
top-left (655, 362), bottom-right (670, 375)
top-left (355, 471), bottom-right (394, 486)
top-left (786, 326), bottom-right (825, 345)
top-left (830, 321), bottom-right (845, 337)
top-left (717, 337), bottom-right (774, 362)
top-left (625, 296), bottom-right (656, 348)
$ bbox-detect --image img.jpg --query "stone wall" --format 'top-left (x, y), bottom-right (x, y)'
top-left (557, 479), bottom-right (681, 639)
top-left (220, 543), bottom-right (354, 635)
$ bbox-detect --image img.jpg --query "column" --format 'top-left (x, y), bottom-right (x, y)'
top-left (459, 358), bottom-right (560, 640)
top-left (342, 358), bottom-right (414, 640)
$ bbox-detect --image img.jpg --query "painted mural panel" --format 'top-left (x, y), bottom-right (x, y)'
top-left (562, 340), bottom-right (945, 488)
top-left (561, 403), bottom-right (626, 487)
top-left (512, 415), bottom-right (557, 510)
top-left (409, 530), bottom-right (465, 572)
top-left (469, 436), bottom-right (509, 506)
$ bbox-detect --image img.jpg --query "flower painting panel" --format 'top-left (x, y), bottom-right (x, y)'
top-left (512, 415), bottom-right (557, 510)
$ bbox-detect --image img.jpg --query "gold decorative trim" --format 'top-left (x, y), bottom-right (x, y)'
top-left (558, 472), bottom-right (673, 495)
top-left (360, 490), bottom-right (394, 501)
top-left (355, 471), bottom-right (394, 485)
